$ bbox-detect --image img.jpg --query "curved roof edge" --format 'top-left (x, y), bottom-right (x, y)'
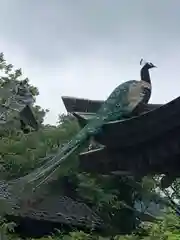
top-left (95, 96), bottom-right (180, 148)
top-left (62, 96), bottom-right (162, 114)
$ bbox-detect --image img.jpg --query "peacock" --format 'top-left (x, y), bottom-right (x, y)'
top-left (0, 59), bottom-right (157, 206)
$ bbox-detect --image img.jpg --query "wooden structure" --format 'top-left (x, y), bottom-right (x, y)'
top-left (62, 96), bottom-right (180, 181)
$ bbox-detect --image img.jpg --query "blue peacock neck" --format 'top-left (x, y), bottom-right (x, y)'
top-left (140, 65), bottom-right (151, 85)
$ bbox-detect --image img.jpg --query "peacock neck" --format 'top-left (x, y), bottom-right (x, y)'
top-left (140, 66), bottom-right (151, 84)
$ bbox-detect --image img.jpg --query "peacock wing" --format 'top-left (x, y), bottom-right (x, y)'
top-left (126, 80), bottom-right (150, 111)
top-left (97, 80), bottom-right (136, 117)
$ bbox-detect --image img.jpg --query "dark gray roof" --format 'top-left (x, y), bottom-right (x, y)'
top-left (94, 95), bottom-right (180, 148)
top-left (78, 96), bottom-right (180, 177)
top-left (62, 96), bottom-right (103, 113)
top-left (62, 96), bottom-right (162, 114)
top-left (10, 195), bottom-right (103, 229)
top-left (20, 105), bottom-right (39, 130)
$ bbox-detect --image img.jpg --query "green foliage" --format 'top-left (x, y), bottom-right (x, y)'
top-left (0, 52), bottom-right (47, 130)
top-left (0, 51), bottom-right (81, 179)
top-left (0, 119), bottom-right (80, 179)
top-left (32, 210), bottom-right (180, 239)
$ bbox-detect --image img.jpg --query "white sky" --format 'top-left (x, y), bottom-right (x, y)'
top-left (1, 0), bottom-right (180, 124)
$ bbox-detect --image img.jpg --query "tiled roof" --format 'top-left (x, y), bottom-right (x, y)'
top-left (79, 97), bottom-right (180, 177)
top-left (61, 96), bottom-right (162, 114)
top-left (10, 195), bottom-right (103, 229)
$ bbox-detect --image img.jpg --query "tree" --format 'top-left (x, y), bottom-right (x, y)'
top-left (0, 52), bottom-right (47, 134)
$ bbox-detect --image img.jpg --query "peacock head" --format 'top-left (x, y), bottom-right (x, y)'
top-left (140, 59), bottom-right (157, 69)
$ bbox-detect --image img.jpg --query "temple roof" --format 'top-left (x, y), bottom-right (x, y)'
top-left (61, 96), bottom-right (163, 128)
top-left (62, 95), bottom-right (180, 148)
top-left (62, 96), bottom-right (162, 114)
top-left (8, 194), bottom-right (157, 238)
top-left (95, 96), bottom-right (180, 148)
top-left (62, 96), bottom-right (104, 113)
top-left (62, 96), bottom-right (180, 177)
top-left (9, 195), bottom-right (103, 229)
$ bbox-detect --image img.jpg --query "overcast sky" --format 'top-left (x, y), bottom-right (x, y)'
top-left (1, 0), bottom-right (180, 124)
